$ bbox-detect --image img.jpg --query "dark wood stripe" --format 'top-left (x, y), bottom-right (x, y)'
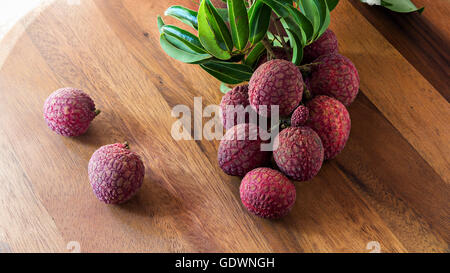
top-left (350, 0), bottom-right (450, 101)
top-left (334, 92), bottom-right (449, 251)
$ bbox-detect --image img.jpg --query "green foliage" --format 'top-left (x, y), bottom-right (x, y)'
top-left (158, 0), bottom-right (423, 85)
top-left (362, 0), bottom-right (424, 13)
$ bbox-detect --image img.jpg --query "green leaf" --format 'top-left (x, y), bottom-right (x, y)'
top-left (248, 1), bottom-right (272, 44)
top-left (157, 16), bottom-right (165, 33)
top-left (326, 0), bottom-right (339, 11)
top-left (220, 82), bottom-right (233, 94)
top-left (200, 61), bottom-right (253, 84)
top-left (379, 0), bottom-right (424, 13)
top-left (285, 28), bottom-right (304, 65)
top-left (216, 8), bottom-right (230, 22)
top-left (227, 0), bottom-right (249, 50)
top-left (160, 33), bottom-right (212, 64)
top-left (285, 4), bottom-right (314, 43)
top-left (259, 0), bottom-right (290, 18)
top-left (164, 6), bottom-right (199, 30)
top-left (314, 0), bottom-right (331, 39)
top-left (158, 16), bottom-right (198, 53)
top-left (244, 41), bottom-right (266, 67)
top-left (298, 0), bottom-right (321, 39)
top-left (161, 25), bottom-right (207, 53)
top-left (198, 0), bottom-right (233, 60)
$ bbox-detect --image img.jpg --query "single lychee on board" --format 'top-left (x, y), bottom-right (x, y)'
top-left (249, 59), bottom-right (303, 117)
top-left (291, 105), bottom-right (310, 127)
top-left (273, 127), bottom-right (324, 181)
top-left (43, 87), bottom-right (99, 137)
top-left (309, 53), bottom-right (360, 106)
top-left (218, 123), bottom-right (270, 177)
top-left (88, 143), bottom-right (145, 204)
top-left (220, 85), bottom-right (251, 130)
top-left (240, 167), bottom-right (296, 219)
top-left (303, 29), bottom-right (339, 64)
top-left (306, 96), bottom-right (351, 160)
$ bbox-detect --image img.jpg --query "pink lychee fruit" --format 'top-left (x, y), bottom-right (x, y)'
top-left (88, 143), bottom-right (145, 204)
top-left (249, 59), bottom-right (303, 117)
top-left (218, 123), bottom-right (270, 176)
top-left (43, 87), bottom-right (99, 137)
top-left (255, 47), bottom-right (291, 69)
top-left (309, 53), bottom-right (360, 106)
top-left (291, 105), bottom-right (310, 127)
top-left (240, 167), bottom-right (296, 219)
top-left (273, 127), bottom-right (324, 181)
top-left (306, 95), bottom-right (351, 160)
top-left (220, 85), bottom-right (251, 130)
top-left (303, 29), bottom-right (339, 64)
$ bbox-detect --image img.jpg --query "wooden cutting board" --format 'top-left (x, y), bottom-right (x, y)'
top-left (0, 0), bottom-right (448, 253)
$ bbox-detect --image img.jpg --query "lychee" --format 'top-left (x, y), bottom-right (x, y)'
top-left (273, 127), bottom-right (324, 181)
top-left (220, 85), bottom-right (250, 130)
top-left (291, 105), bottom-right (310, 127)
top-left (306, 95), bottom-right (351, 160)
top-left (240, 167), bottom-right (296, 219)
top-left (309, 53), bottom-right (360, 106)
top-left (303, 29), bottom-right (339, 64)
top-left (218, 123), bottom-right (270, 176)
top-left (249, 59), bottom-right (303, 117)
top-left (255, 47), bottom-right (291, 69)
top-left (88, 143), bottom-right (145, 204)
top-left (43, 87), bottom-right (99, 137)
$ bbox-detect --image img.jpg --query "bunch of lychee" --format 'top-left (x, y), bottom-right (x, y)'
top-left (219, 29), bottom-right (359, 219)
top-left (43, 87), bottom-right (145, 204)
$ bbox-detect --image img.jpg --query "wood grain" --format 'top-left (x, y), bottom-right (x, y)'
top-left (0, 0), bottom-right (448, 253)
top-left (350, 0), bottom-right (450, 100)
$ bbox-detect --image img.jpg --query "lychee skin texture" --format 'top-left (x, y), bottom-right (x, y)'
top-left (303, 29), bottom-right (339, 64)
top-left (274, 127), bottom-right (324, 181)
top-left (309, 53), bottom-right (360, 106)
top-left (218, 123), bottom-right (270, 177)
top-left (291, 106), bottom-right (310, 127)
top-left (220, 85), bottom-right (250, 130)
top-left (249, 59), bottom-right (304, 117)
top-left (306, 96), bottom-right (351, 160)
top-left (88, 143), bottom-right (145, 204)
top-left (240, 168), bottom-right (296, 219)
top-left (43, 87), bottom-right (97, 137)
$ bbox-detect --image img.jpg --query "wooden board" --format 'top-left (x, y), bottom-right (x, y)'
top-left (0, 0), bottom-right (448, 253)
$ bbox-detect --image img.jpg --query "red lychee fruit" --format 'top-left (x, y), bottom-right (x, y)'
top-left (88, 143), bottom-right (145, 204)
top-left (240, 167), bottom-right (296, 219)
top-left (255, 47), bottom-right (291, 69)
top-left (303, 29), bottom-right (339, 64)
top-left (291, 105), bottom-right (310, 127)
top-left (309, 53), bottom-right (360, 106)
top-left (43, 87), bottom-right (99, 137)
top-left (306, 95), bottom-right (351, 160)
top-left (249, 59), bottom-right (303, 117)
top-left (273, 127), bottom-right (324, 181)
top-left (220, 85), bottom-right (250, 130)
top-left (218, 123), bottom-right (270, 177)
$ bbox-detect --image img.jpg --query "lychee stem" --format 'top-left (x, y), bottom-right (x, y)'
top-left (123, 141), bottom-right (130, 149)
top-left (261, 37), bottom-right (275, 60)
top-left (303, 88), bottom-right (313, 101)
top-left (271, 16), bottom-right (291, 60)
top-left (94, 109), bottom-right (101, 116)
top-left (297, 62), bottom-right (321, 73)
